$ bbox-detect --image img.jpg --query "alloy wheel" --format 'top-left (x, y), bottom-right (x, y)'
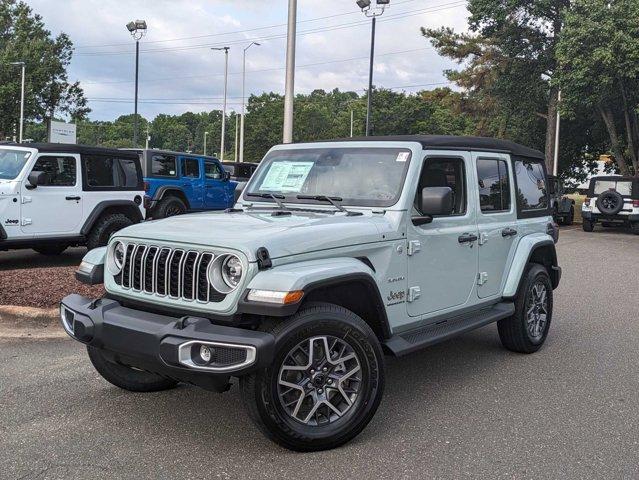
top-left (526, 282), bottom-right (548, 341)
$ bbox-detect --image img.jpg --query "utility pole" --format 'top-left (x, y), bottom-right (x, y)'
top-left (145, 124), bottom-right (150, 149)
top-left (9, 62), bottom-right (25, 143)
top-left (234, 115), bottom-right (239, 161)
top-left (283, 0), bottom-right (297, 144)
top-left (553, 90), bottom-right (562, 177)
top-left (204, 131), bottom-right (209, 156)
top-left (350, 109), bottom-right (354, 138)
top-left (126, 20), bottom-right (147, 147)
top-left (212, 47), bottom-right (230, 160)
top-left (240, 42), bottom-right (260, 162)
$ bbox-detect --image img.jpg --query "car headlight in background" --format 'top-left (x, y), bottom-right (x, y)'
top-left (107, 241), bottom-right (126, 275)
top-left (208, 254), bottom-right (244, 294)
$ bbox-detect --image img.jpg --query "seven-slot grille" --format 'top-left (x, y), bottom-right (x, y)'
top-left (114, 243), bottom-right (225, 303)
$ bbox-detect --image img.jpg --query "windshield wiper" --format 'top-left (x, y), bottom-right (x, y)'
top-left (296, 195), bottom-right (363, 216)
top-left (246, 192), bottom-right (289, 210)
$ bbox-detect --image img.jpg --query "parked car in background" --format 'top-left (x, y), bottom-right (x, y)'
top-left (548, 175), bottom-right (575, 225)
top-left (63, 135), bottom-right (561, 451)
top-left (0, 143), bottom-right (144, 255)
top-left (222, 161), bottom-right (258, 201)
top-left (133, 149), bottom-right (236, 219)
top-left (582, 175), bottom-right (639, 234)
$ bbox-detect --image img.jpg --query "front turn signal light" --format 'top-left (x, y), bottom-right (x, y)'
top-left (247, 289), bottom-right (304, 305)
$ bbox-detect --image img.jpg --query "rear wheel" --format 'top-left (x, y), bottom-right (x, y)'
top-left (563, 207), bottom-right (574, 226)
top-left (86, 213), bottom-right (134, 250)
top-left (241, 303), bottom-right (385, 452)
top-left (155, 196), bottom-right (187, 219)
top-left (631, 222), bottom-right (639, 235)
top-left (87, 346), bottom-right (178, 392)
top-left (582, 219), bottom-right (595, 232)
top-left (34, 244), bottom-right (67, 256)
top-left (498, 264), bottom-right (553, 354)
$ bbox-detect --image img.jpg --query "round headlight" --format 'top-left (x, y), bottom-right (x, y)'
top-left (207, 254), bottom-right (243, 294)
top-left (107, 241), bottom-right (125, 275)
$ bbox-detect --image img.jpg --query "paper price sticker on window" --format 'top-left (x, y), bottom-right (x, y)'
top-left (259, 161), bottom-right (314, 192)
top-left (396, 152), bottom-right (410, 162)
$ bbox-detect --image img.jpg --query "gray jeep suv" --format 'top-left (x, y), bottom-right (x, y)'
top-left (62, 135), bottom-right (561, 451)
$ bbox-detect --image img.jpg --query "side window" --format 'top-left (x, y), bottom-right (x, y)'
top-left (32, 156), bottom-right (76, 186)
top-left (118, 158), bottom-right (140, 188)
top-left (415, 157), bottom-right (466, 216)
top-left (84, 155), bottom-right (118, 187)
top-left (205, 161), bottom-right (224, 180)
top-left (151, 154), bottom-right (177, 177)
top-left (477, 158), bottom-right (511, 213)
top-left (514, 159), bottom-right (548, 211)
top-left (182, 158), bottom-right (200, 178)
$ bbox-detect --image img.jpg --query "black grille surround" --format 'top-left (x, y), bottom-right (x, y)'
top-left (113, 242), bottom-right (228, 304)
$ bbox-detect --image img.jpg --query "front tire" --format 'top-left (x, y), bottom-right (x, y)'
top-left (582, 219), bottom-right (595, 232)
top-left (498, 264), bottom-right (553, 354)
top-left (86, 213), bottom-right (134, 250)
top-left (241, 303), bottom-right (385, 452)
top-left (87, 346), bottom-right (178, 392)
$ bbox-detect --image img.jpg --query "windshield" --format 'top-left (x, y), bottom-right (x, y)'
top-left (0, 148), bottom-right (31, 180)
top-left (593, 179), bottom-right (633, 196)
top-left (245, 147), bottom-right (411, 207)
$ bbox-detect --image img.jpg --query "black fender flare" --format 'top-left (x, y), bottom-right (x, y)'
top-left (80, 200), bottom-right (143, 236)
top-left (153, 186), bottom-right (190, 207)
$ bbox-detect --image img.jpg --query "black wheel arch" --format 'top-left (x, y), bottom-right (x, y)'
top-left (81, 201), bottom-right (143, 236)
top-left (155, 187), bottom-right (190, 209)
top-left (510, 241), bottom-right (560, 299)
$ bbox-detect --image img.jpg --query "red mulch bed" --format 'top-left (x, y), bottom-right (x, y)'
top-left (0, 265), bottom-right (104, 308)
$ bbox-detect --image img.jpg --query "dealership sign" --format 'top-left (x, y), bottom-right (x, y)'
top-left (48, 120), bottom-right (77, 144)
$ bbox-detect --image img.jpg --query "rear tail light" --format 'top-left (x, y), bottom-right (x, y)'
top-left (143, 181), bottom-right (150, 192)
top-left (633, 199), bottom-right (639, 208)
top-left (584, 197), bottom-right (591, 207)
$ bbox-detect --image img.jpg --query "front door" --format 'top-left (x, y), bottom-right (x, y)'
top-left (204, 160), bottom-right (229, 209)
top-left (406, 153), bottom-right (479, 318)
top-left (473, 154), bottom-right (518, 299)
top-left (21, 154), bottom-right (83, 235)
top-left (180, 156), bottom-right (204, 210)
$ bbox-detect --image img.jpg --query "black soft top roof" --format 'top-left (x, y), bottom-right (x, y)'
top-left (325, 135), bottom-right (545, 160)
top-left (11, 143), bottom-right (139, 159)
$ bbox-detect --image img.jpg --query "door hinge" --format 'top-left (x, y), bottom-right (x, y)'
top-left (478, 232), bottom-right (488, 246)
top-left (21, 196), bottom-right (32, 204)
top-left (407, 286), bottom-right (421, 303)
top-left (407, 240), bottom-right (421, 256)
top-left (477, 272), bottom-right (488, 286)
top-left (21, 218), bottom-right (32, 226)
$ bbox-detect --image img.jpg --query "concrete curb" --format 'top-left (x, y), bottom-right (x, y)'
top-left (0, 305), bottom-right (66, 339)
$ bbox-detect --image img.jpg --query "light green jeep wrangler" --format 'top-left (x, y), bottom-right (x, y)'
top-left (62, 135), bottom-right (561, 451)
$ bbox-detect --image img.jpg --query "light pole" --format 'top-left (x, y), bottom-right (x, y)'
top-left (283, 0), bottom-right (297, 144)
top-left (126, 20), bottom-right (147, 147)
top-left (204, 131), bottom-right (209, 156)
top-left (356, 0), bottom-right (390, 136)
top-left (9, 62), bottom-right (25, 143)
top-left (553, 90), bottom-right (562, 177)
top-left (212, 47), bottom-right (230, 160)
top-left (240, 42), bottom-right (260, 162)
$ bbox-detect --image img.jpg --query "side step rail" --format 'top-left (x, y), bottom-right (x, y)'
top-left (383, 302), bottom-right (515, 357)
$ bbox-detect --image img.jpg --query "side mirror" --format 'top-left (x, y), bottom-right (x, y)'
top-left (26, 171), bottom-right (49, 189)
top-left (413, 186), bottom-right (453, 226)
top-left (224, 171), bottom-right (231, 181)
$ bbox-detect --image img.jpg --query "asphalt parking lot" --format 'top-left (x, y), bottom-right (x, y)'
top-left (1, 227), bottom-right (638, 479)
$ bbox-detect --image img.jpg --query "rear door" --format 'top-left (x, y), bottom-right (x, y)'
top-left (179, 156), bottom-right (204, 210)
top-left (21, 154), bottom-right (83, 235)
top-left (474, 154), bottom-right (517, 299)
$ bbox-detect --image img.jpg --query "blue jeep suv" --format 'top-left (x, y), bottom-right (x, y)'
top-left (135, 149), bottom-right (236, 219)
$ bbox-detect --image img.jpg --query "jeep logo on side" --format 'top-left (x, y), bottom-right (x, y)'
top-left (4, 219), bottom-right (19, 225)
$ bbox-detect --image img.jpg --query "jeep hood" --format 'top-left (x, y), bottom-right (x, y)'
top-left (116, 210), bottom-right (398, 261)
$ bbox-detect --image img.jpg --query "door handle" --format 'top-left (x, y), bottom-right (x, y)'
top-left (502, 227), bottom-right (518, 237)
top-left (458, 233), bottom-right (479, 244)
top-left (65, 196), bottom-right (81, 201)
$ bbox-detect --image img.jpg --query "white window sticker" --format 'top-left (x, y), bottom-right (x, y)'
top-left (259, 161), bottom-right (314, 192)
top-left (396, 152), bottom-right (410, 162)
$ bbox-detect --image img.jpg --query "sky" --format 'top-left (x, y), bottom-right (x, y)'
top-left (25, 0), bottom-right (470, 122)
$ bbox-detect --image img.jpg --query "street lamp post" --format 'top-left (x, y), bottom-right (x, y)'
top-left (356, 0), bottom-right (390, 136)
top-left (283, 0), bottom-right (297, 144)
top-left (212, 47), bottom-right (230, 160)
top-left (126, 20), bottom-right (147, 147)
top-left (204, 131), bottom-right (209, 156)
top-left (240, 42), bottom-right (260, 163)
top-left (9, 62), bottom-right (25, 143)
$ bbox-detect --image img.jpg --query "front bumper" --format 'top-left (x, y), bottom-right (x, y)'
top-left (60, 294), bottom-right (275, 392)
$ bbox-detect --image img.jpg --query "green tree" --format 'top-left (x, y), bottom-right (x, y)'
top-left (0, 0), bottom-right (89, 139)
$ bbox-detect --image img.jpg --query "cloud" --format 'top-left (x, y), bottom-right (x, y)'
top-left (24, 0), bottom-right (469, 121)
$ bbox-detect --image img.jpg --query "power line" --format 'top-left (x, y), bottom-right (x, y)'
top-left (74, 2), bottom-right (467, 56)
